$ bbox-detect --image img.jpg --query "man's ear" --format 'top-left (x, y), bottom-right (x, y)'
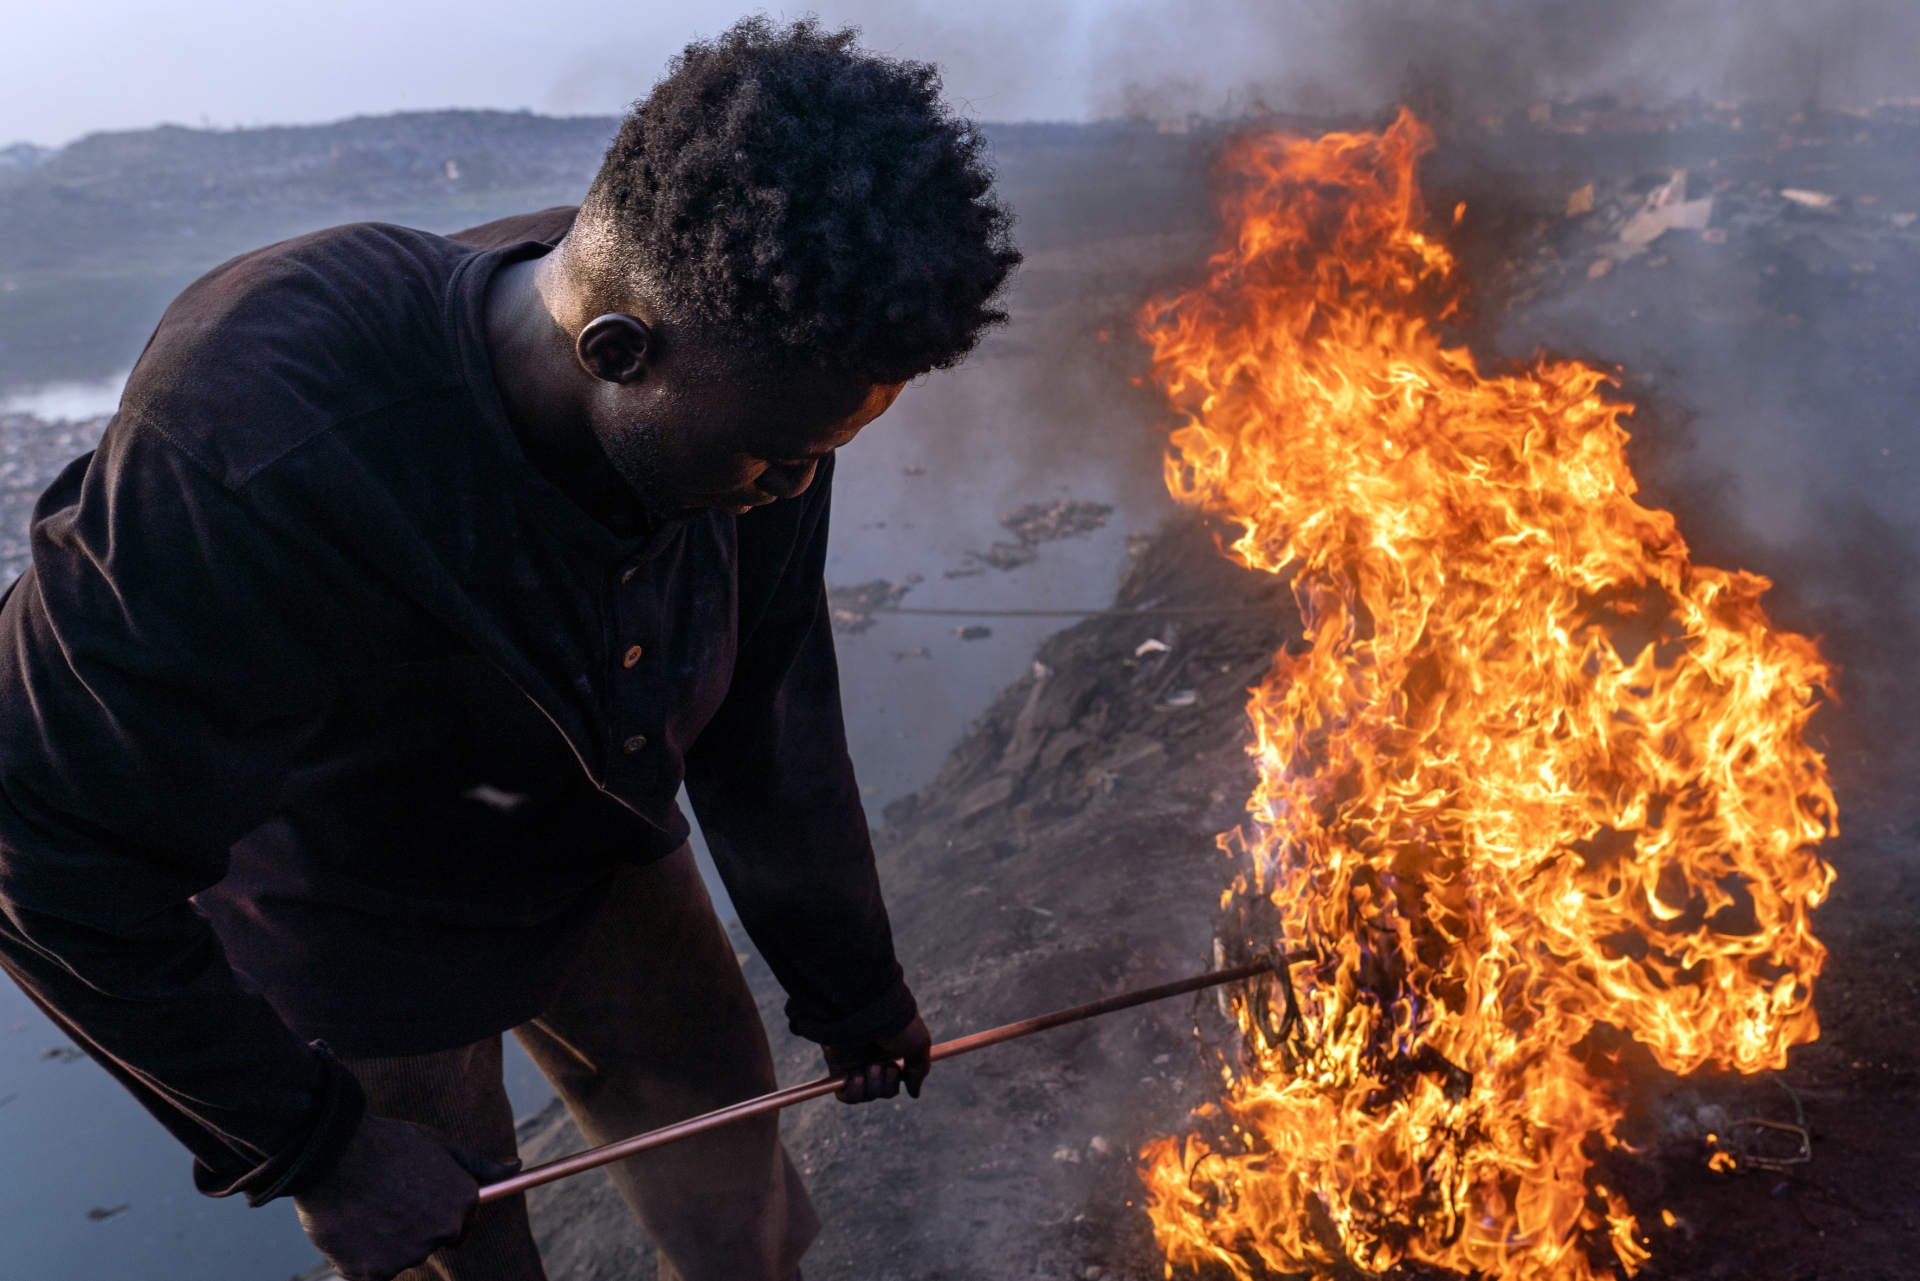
top-left (576, 314), bottom-right (652, 384)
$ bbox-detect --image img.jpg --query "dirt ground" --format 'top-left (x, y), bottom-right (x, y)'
top-left (516, 518), bottom-right (1299, 1281)
top-left (518, 510), bottom-right (1917, 1281)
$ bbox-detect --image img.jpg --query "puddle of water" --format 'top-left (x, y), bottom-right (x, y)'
top-left (0, 373), bottom-right (129, 421)
top-left (0, 982), bottom-right (320, 1281)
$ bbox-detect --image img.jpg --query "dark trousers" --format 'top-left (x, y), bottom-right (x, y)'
top-left (339, 846), bottom-right (819, 1281)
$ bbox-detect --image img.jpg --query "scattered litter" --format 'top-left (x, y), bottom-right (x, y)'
top-left (1051, 1146), bottom-right (1081, 1164)
top-left (954, 499), bottom-right (1117, 576)
top-left (1088, 1135), bottom-right (1112, 1156)
top-left (42, 1045), bottom-right (84, 1064)
top-left (1617, 171), bottom-right (1714, 250)
top-left (1588, 258), bottom-right (1615, 279)
top-left (970, 542), bottom-right (1038, 571)
top-left (1566, 184), bottom-right (1595, 216)
top-left (1134, 638), bottom-right (1172, 657)
top-left (1000, 498), bottom-right (1113, 545)
top-left (954, 625), bottom-right (992, 641)
top-left (1706, 1118), bottom-right (1812, 1172)
top-left (1781, 188), bottom-right (1837, 209)
top-left (826, 579), bottom-right (913, 633)
top-left (901, 464), bottom-right (926, 475)
top-left (1160, 689), bottom-right (1199, 708)
top-left (890, 646), bottom-right (931, 662)
top-left (86, 1205), bottom-right (128, 1222)
top-left (1028, 906), bottom-right (1054, 917)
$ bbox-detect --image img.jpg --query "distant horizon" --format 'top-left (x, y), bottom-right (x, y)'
top-left (2, 106), bottom-right (1112, 155)
top-left (11, 87), bottom-right (1919, 157)
top-left (7, 1), bottom-right (1918, 151)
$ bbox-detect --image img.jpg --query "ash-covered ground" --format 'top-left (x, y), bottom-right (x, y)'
top-left (517, 522), bottom-right (1920, 1281)
top-left (510, 519), bottom-right (1297, 1281)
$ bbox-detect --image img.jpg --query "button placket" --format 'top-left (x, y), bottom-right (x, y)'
top-left (615, 561), bottom-right (650, 761)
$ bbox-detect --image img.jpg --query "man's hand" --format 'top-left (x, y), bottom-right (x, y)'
top-left (822, 1013), bottom-right (933, 1104)
top-left (294, 1114), bottom-right (520, 1281)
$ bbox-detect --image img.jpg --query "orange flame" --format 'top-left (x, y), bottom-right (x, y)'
top-left (1137, 110), bottom-right (1836, 1280)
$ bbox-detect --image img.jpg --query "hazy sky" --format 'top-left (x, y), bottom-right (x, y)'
top-left (4, 1), bottom-right (1087, 145)
top-left (6, 0), bottom-right (1917, 147)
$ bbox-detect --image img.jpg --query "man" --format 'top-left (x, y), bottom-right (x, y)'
top-left (0, 18), bottom-right (1017, 1281)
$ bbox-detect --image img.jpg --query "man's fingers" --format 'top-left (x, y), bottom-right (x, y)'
top-left (873, 1063), bottom-right (900, 1100)
top-left (835, 1061), bottom-right (909, 1104)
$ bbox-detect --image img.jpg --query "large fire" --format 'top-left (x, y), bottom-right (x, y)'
top-left (1136, 111), bottom-right (1837, 1279)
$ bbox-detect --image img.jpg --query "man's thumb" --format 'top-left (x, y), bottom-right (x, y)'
top-left (441, 1139), bottom-right (522, 1188)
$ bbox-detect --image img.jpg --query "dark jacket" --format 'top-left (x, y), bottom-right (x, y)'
top-left (0, 208), bottom-right (912, 1204)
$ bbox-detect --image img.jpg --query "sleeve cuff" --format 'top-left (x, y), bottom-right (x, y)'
top-left (193, 1042), bottom-right (366, 1206)
top-left (787, 974), bottom-right (918, 1046)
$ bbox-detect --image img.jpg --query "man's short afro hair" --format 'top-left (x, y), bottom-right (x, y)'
top-left (579, 16), bottom-right (1021, 384)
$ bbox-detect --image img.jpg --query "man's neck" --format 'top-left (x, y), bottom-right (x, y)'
top-left (483, 255), bottom-right (650, 531)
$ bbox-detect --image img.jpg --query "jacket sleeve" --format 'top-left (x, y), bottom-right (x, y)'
top-left (0, 420), bottom-right (369, 1203)
top-left (682, 457), bottom-right (917, 1045)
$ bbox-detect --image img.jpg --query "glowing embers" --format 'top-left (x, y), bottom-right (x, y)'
top-left (1137, 110), bottom-right (1835, 1280)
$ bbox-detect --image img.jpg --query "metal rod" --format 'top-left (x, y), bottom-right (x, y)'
top-left (871, 606), bottom-right (1272, 619)
top-left (478, 957), bottom-right (1278, 1205)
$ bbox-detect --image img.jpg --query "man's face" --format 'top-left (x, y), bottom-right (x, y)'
top-left (590, 357), bottom-right (903, 517)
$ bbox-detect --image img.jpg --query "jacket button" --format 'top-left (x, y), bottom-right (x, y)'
top-left (623, 735), bottom-right (647, 753)
top-left (623, 645), bottom-right (643, 668)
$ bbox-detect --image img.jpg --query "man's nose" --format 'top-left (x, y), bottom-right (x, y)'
top-left (758, 459), bottom-right (818, 500)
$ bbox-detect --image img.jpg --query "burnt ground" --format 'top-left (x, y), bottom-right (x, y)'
top-left (516, 107), bottom-right (1920, 1281)
top-left (511, 518), bottom-right (1920, 1281)
top-left (514, 518), bottom-right (1299, 1281)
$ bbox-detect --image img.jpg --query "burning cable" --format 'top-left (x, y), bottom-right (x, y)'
top-left (1137, 110), bottom-right (1836, 1281)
